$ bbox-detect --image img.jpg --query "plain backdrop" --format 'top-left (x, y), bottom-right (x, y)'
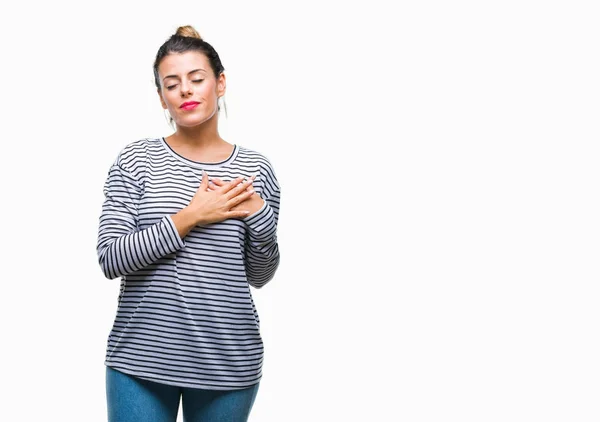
top-left (1, 0), bottom-right (599, 421)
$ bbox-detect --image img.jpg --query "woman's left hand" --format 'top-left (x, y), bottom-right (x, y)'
top-left (209, 176), bottom-right (265, 216)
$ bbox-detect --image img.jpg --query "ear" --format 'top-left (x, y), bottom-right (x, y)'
top-left (217, 73), bottom-right (226, 98)
top-left (157, 88), bottom-right (167, 109)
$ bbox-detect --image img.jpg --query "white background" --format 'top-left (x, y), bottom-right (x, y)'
top-left (1, 1), bottom-right (599, 421)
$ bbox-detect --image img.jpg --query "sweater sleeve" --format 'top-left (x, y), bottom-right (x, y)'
top-left (242, 158), bottom-right (281, 288)
top-left (97, 161), bottom-right (186, 280)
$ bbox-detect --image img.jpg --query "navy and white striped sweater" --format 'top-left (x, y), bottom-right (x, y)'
top-left (97, 137), bottom-right (280, 390)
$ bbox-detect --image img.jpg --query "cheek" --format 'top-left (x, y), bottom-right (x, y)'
top-left (164, 93), bottom-right (181, 109)
top-left (200, 83), bottom-right (218, 97)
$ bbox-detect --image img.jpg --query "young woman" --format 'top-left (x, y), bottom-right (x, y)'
top-left (97, 25), bottom-right (281, 421)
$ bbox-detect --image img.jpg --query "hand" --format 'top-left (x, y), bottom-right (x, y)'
top-left (209, 176), bottom-right (265, 217)
top-left (187, 171), bottom-right (256, 225)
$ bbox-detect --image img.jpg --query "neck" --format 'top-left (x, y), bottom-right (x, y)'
top-left (171, 112), bottom-right (225, 147)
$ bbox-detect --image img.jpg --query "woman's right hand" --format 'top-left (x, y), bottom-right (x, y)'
top-left (190, 171), bottom-right (256, 225)
top-left (171, 171), bottom-right (255, 238)
top-left (171, 172), bottom-right (254, 239)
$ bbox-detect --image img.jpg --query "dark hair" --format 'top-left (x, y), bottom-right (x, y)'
top-left (153, 25), bottom-right (227, 119)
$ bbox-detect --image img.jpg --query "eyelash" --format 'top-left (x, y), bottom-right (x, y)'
top-left (166, 79), bottom-right (204, 91)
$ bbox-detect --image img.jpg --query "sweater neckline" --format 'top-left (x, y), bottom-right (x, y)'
top-left (159, 137), bottom-right (239, 169)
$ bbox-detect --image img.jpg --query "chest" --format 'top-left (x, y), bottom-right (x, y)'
top-left (136, 161), bottom-right (261, 236)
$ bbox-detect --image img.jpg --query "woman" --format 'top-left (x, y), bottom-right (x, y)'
top-left (97, 25), bottom-right (280, 421)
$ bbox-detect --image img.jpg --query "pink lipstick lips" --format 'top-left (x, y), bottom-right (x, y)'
top-left (180, 101), bottom-right (200, 110)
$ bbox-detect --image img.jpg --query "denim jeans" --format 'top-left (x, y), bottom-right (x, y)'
top-left (106, 366), bottom-right (260, 422)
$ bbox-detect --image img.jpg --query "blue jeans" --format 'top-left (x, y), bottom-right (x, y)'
top-left (106, 366), bottom-right (260, 422)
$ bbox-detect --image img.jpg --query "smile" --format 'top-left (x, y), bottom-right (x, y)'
top-left (181, 102), bottom-right (200, 110)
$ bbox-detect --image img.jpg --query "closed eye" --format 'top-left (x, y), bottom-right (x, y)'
top-left (166, 79), bottom-right (204, 91)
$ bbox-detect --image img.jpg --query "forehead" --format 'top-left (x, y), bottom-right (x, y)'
top-left (158, 51), bottom-right (211, 76)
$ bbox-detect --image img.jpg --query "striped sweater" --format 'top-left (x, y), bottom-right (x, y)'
top-left (96, 137), bottom-right (280, 390)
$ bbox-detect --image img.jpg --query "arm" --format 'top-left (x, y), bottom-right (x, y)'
top-left (96, 162), bottom-right (186, 280)
top-left (242, 160), bottom-right (281, 288)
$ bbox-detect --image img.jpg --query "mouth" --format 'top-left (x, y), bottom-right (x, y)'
top-left (180, 101), bottom-right (200, 110)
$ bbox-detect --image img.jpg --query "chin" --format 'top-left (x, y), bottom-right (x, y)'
top-left (175, 115), bottom-right (209, 127)
top-left (176, 111), bottom-right (217, 128)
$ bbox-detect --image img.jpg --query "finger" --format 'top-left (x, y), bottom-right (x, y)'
top-left (237, 180), bottom-right (255, 196)
top-left (220, 176), bottom-right (246, 194)
top-left (237, 176), bottom-right (255, 193)
top-left (229, 188), bottom-right (255, 207)
top-left (200, 171), bottom-right (209, 190)
top-left (227, 210), bottom-right (251, 219)
top-left (213, 175), bottom-right (252, 187)
top-left (240, 174), bottom-right (256, 185)
top-left (225, 178), bottom-right (254, 199)
top-left (226, 174), bottom-right (255, 184)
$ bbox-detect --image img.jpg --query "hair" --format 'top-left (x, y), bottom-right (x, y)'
top-left (153, 25), bottom-right (227, 123)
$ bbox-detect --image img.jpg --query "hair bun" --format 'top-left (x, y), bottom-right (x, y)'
top-left (175, 25), bottom-right (202, 40)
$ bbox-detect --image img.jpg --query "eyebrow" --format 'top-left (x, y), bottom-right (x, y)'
top-left (162, 68), bottom-right (206, 81)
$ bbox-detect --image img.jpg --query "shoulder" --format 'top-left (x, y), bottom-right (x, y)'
top-left (237, 145), bottom-right (280, 197)
top-left (113, 138), bottom-right (161, 173)
top-left (236, 145), bottom-right (278, 176)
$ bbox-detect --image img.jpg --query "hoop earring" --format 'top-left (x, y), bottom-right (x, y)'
top-left (219, 96), bottom-right (228, 119)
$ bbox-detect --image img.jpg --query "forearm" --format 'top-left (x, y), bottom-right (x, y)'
top-left (97, 215), bottom-right (185, 279)
top-left (243, 202), bottom-right (280, 288)
top-left (170, 206), bottom-right (198, 238)
top-left (245, 242), bottom-right (280, 288)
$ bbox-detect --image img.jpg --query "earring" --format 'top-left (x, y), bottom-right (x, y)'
top-left (163, 109), bottom-right (172, 123)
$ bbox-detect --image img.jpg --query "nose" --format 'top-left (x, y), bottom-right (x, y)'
top-left (180, 81), bottom-right (193, 96)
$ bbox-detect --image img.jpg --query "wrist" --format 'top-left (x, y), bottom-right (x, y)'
top-left (172, 206), bottom-right (197, 238)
